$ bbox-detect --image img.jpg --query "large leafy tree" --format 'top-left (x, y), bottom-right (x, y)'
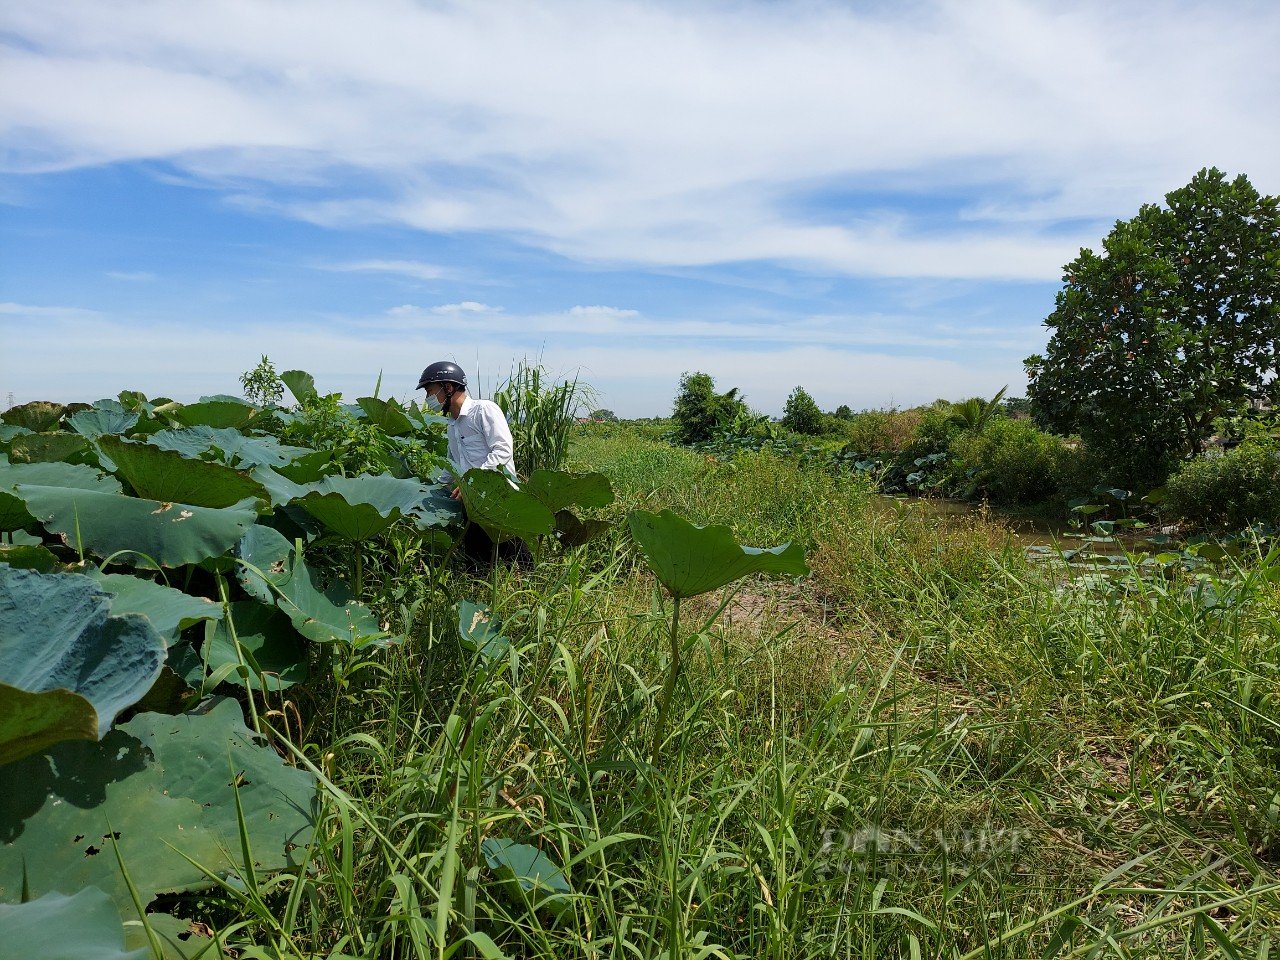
top-left (671, 372), bottom-right (748, 444)
top-left (1026, 168), bottom-right (1280, 487)
top-left (782, 386), bottom-right (824, 435)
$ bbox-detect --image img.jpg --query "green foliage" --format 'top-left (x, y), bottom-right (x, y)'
top-left (946, 385), bottom-right (1007, 433)
top-left (948, 417), bottom-right (1069, 505)
top-left (833, 403), bottom-right (854, 420)
top-left (589, 408), bottom-right (618, 422)
top-left (1166, 439), bottom-right (1280, 529)
top-left (493, 360), bottom-right (590, 476)
top-left (239, 354), bottom-right (284, 406)
top-left (0, 888), bottom-right (149, 960)
top-left (844, 407), bottom-right (923, 455)
top-left (1027, 167), bottom-right (1280, 488)
top-left (781, 385), bottom-right (824, 435)
top-left (670, 371), bottom-right (749, 444)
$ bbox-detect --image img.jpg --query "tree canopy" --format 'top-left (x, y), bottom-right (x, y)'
top-left (671, 372), bottom-right (748, 444)
top-left (782, 386), bottom-right (823, 435)
top-left (1025, 167), bottom-right (1280, 487)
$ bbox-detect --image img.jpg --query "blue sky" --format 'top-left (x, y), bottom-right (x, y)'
top-left (2, 1), bottom-right (1278, 418)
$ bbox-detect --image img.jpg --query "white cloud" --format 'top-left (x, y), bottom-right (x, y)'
top-left (2, 1), bottom-right (1276, 279)
top-left (325, 260), bottom-right (463, 281)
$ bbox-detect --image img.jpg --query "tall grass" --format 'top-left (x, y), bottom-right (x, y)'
top-left (494, 361), bottom-right (594, 476)
top-left (173, 421), bottom-right (1280, 958)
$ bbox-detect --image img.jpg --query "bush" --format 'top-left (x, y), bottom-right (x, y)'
top-left (781, 386), bottom-right (824, 435)
top-left (1166, 440), bottom-right (1280, 529)
top-left (948, 417), bottom-right (1068, 505)
top-left (671, 372), bottom-right (749, 444)
top-left (844, 408), bottom-right (923, 454)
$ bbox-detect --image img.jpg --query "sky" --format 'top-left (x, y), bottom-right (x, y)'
top-left (2, 1), bottom-right (1278, 418)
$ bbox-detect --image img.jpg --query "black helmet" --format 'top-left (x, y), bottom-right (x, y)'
top-left (416, 361), bottom-right (467, 390)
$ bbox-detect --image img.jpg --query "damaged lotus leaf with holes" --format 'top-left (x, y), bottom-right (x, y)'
top-left (457, 600), bottom-right (510, 661)
top-left (627, 509), bottom-right (809, 599)
top-left (456, 468), bottom-right (555, 542)
top-left (15, 485), bottom-right (260, 568)
top-left (1, 401), bottom-right (66, 433)
top-left (0, 567), bottom-right (165, 760)
top-left (97, 437), bottom-right (270, 511)
top-left (0, 697), bottom-right (316, 922)
top-left (235, 524), bottom-right (386, 645)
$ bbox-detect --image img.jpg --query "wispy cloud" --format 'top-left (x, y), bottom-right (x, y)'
top-left (325, 260), bottom-right (465, 282)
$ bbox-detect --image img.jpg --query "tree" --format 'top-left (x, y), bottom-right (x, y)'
top-left (781, 386), bottom-right (824, 435)
top-left (833, 404), bottom-right (854, 420)
top-left (1026, 168), bottom-right (1280, 488)
top-left (671, 372), bottom-right (749, 444)
top-left (589, 408), bottom-right (618, 422)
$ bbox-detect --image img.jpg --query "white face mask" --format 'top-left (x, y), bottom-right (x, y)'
top-left (424, 392), bottom-right (444, 413)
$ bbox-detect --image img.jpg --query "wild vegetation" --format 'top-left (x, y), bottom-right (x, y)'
top-left (3, 359), bottom-right (1279, 958)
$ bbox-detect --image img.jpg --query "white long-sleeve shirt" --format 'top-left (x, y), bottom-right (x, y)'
top-left (444, 395), bottom-right (516, 481)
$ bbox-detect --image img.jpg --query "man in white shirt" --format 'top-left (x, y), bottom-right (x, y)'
top-left (417, 360), bottom-right (530, 568)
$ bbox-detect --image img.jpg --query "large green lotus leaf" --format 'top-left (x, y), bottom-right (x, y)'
top-left (0, 567), bottom-right (166, 742)
top-left (166, 399), bottom-right (258, 430)
top-left (0, 682), bottom-right (100, 766)
top-left (0, 698), bottom-right (316, 919)
top-left (83, 566), bottom-right (224, 646)
top-left (98, 436), bottom-right (269, 510)
top-left (8, 432), bottom-right (92, 465)
top-left (273, 448), bottom-right (334, 483)
top-left (281, 370), bottom-right (318, 405)
top-left (0, 459), bottom-right (122, 532)
top-left (457, 468), bottom-right (555, 542)
top-left (0, 425), bottom-right (33, 451)
top-left (356, 396), bottom-right (416, 436)
top-left (0, 887), bottom-right (150, 960)
top-left (17, 487), bottom-right (260, 568)
top-left (203, 601), bottom-right (308, 690)
top-left (235, 524), bottom-right (385, 645)
top-left (627, 509), bottom-right (810, 599)
top-left (149, 426), bottom-right (312, 470)
top-left (249, 464), bottom-right (312, 509)
top-left (481, 838), bottom-right (572, 917)
top-left (525, 469), bottom-right (615, 514)
top-left (67, 402), bottom-right (139, 440)
top-left (2, 401), bottom-right (66, 432)
top-left (294, 473), bottom-right (443, 541)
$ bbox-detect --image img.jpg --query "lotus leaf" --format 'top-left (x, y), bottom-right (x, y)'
top-left (83, 566), bottom-right (224, 646)
top-left (203, 601), bottom-right (308, 690)
top-left (250, 464), bottom-right (312, 508)
top-left (236, 524), bottom-right (384, 645)
top-left (0, 887), bottom-right (149, 960)
top-left (554, 509), bottom-right (612, 548)
top-left (0, 425), bottom-right (33, 450)
top-left (8, 432), bottom-right (92, 465)
top-left (526, 469), bottom-right (615, 514)
top-left (116, 390), bottom-right (154, 416)
top-left (0, 459), bottom-right (122, 532)
top-left (168, 399), bottom-right (258, 430)
top-left (2, 401), bottom-right (66, 432)
top-left (149, 426), bottom-right (312, 469)
top-left (0, 682), bottom-right (100, 766)
top-left (457, 468), bottom-right (555, 542)
top-left (357, 397), bottom-right (415, 436)
top-left (457, 600), bottom-right (510, 661)
top-left (0, 543), bottom-right (60, 572)
top-left (17, 486), bottom-right (260, 568)
top-left (68, 403), bottom-right (139, 440)
top-left (282, 370), bottom-right (318, 405)
top-left (0, 697), bottom-right (316, 919)
top-left (295, 473), bottom-right (453, 541)
top-left (98, 436), bottom-right (270, 510)
top-left (481, 838), bottom-right (571, 917)
top-left (0, 567), bottom-right (165, 743)
top-left (627, 509), bottom-right (809, 599)
top-left (272, 448), bottom-right (334, 483)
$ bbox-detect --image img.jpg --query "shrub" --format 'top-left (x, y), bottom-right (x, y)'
top-left (494, 361), bottom-right (592, 475)
top-left (1166, 439), bottom-right (1280, 529)
top-left (781, 386), bottom-right (823, 435)
top-left (845, 408), bottom-right (923, 455)
top-left (948, 417), bottom-right (1068, 505)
